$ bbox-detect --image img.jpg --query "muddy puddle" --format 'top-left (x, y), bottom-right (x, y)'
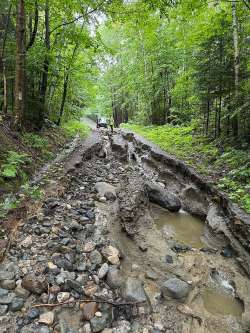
top-left (202, 288), bottom-right (244, 318)
top-left (150, 204), bottom-right (205, 248)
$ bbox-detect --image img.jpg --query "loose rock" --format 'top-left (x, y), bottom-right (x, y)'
top-left (161, 278), bottom-right (191, 299)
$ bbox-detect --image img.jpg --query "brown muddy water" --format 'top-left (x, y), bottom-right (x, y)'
top-left (151, 204), bottom-right (205, 248)
top-left (202, 288), bottom-right (244, 318)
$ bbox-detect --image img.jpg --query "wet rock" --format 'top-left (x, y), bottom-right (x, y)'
top-left (90, 250), bottom-right (103, 266)
top-left (102, 246), bottom-right (120, 265)
top-left (0, 292), bottom-right (15, 304)
top-left (15, 284), bottom-right (31, 298)
top-left (106, 268), bottom-right (124, 289)
top-left (113, 320), bottom-right (131, 333)
top-left (171, 243), bottom-right (191, 253)
top-left (83, 242), bottom-right (96, 253)
top-left (82, 323), bottom-right (92, 333)
top-left (0, 270), bottom-right (15, 281)
top-left (139, 242), bottom-right (148, 252)
top-left (95, 182), bottom-right (116, 202)
top-left (22, 274), bottom-right (48, 295)
top-left (221, 245), bottom-right (236, 258)
top-left (56, 271), bottom-right (76, 285)
top-left (1, 279), bottom-right (16, 290)
top-left (122, 278), bottom-right (147, 302)
top-left (0, 304), bottom-right (8, 315)
top-left (0, 287), bottom-right (9, 297)
top-left (9, 297), bottom-right (24, 311)
top-left (21, 235), bottom-right (33, 248)
top-left (165, 255), bottom-right (174, 264)
top-left (82, 302), bottom-right (98, 320)
top-left (90, 312), bottom-right (112, 333)
top-left (145, 182), bottom-right (181, 212)
top-left (181, 186), bottom-right (208, 218)
top-left (64, 279), bottom-right (83, 294)
top-left (200, 247), bottom-right (217, 254)
top-left (38, 327), bottom-right (50, 333)
top-left (161, 278), bottom-right (191, 300)
top-left (84, 282), bottom-right (98, 297)
top-left (57, 292), bottom-right (70, 303)
top-left (98, 263), bottom-right (109, 279)
top-left (27, 308), bottom-right (40, 320)
top-left (145, 270), bottom-right (158, 281)
top-left (38, 311), bottom-right (55, 326)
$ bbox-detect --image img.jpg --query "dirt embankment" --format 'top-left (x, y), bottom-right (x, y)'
top-left (0, 121), bottom-right (68, 199)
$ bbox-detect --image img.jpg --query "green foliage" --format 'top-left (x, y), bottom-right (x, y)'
top-left (22, 133), bottom-right (53, 160)
top-left (22, 133), bottom-right (48, 151)
top-left (0, 195), bottom-right (20, 218)
top-left (62, 120), bottom-right (90, 138)
top-left (123, 123), bottom-right (250, 213)
top-left (0, 151), bottom-right (30, 180)
top-left (216, 149), bottom-right (250, 212)
top-left (20, 183), bottom-right (44, 200)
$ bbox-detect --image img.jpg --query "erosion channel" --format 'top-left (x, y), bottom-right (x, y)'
top-left (1, 128), bottom-right (250, 333)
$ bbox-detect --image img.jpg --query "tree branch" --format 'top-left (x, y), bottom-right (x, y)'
top-left (32, 298), bottom-right (145, 309)
top-left (49, 0), bottom-right (107, 35)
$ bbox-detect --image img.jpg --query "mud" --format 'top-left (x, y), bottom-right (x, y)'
top-left (0, 126), bottom-right (250, 333)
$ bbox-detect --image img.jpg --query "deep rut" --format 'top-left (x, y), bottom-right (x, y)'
top-left (0, 129), bottom-right (250, 333)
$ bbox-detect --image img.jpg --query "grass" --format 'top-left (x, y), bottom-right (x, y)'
top-left (122, 123), bottom-right (250, 213)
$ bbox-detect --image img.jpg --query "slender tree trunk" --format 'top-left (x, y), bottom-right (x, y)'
top-left (57, 43), bottom-right (78, 125)
top-left (39, 0), bottom-right (50, 127)
top-left (3, 60), bottom-right (7, 114)
top-left (26, 0), bottom-right (38, 51)
top-left (1, 3), bottom-right (12, 114)
top-left (14, 0), bottom-right (26, 130)
top-left (231, 0), bottom-right (239, 137)
top-left (57, 71), bottom-right (69, 126)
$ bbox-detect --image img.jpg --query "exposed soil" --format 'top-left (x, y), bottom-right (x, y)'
top-left (0, 127), bottom-right (250, 333)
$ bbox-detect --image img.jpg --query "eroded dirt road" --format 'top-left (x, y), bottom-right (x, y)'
top-left (0, 128), bottom-right (250, 333)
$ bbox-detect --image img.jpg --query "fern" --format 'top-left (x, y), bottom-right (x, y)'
top-left (0, 151), bottom-right (30, 180)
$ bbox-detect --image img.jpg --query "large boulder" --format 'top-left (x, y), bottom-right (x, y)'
top-left (145, 182), bottom-right (181, 212)
top-left (161, 278), bottom-right (191, 300)
top-left (181, 186), bottom-right (208, 218)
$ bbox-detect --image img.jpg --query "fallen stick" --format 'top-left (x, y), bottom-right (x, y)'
top-left (32, 298), bottom-right (145, 308)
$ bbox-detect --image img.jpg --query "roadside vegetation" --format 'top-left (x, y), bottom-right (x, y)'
top-left (122, 123), bottom-right (250, 213)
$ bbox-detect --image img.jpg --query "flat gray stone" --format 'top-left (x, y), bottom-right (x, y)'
top-left (0, 292), bottom-right (15, 304)
top-left (0, 271), bottom-right (15, 281)
top-left (0, 304), bottom-right (8, 315)
top-left (122, 278), bottom-right (147, 302)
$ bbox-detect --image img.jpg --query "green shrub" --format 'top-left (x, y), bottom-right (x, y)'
top-left (62, 120), bottom-right (90, 138)
top-left (0, 195), bottom-right (20, 218)
top-left (23, 133), bottom-right (48, 150)
top-left (21, 183), bottom-right (44, 200)
top-left (0, 151), bottom-right (30, 180)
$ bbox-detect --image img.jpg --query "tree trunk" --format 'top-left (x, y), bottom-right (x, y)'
top-left (39, 0), bottom-right (50, 127)
top-left (231, 0), bottom-right (239, 137)
top-left (3, 60), bottom-right (7, 114)
top-left (56, 42), bottom-right (78, 126)
top-left (26, 0), bottom-right (38, 51)
top-left (57, 71), bottom-right (69, 126)
top-left (14, 0), bottom-right (26, 130)
top-left (1, 3), bottom-right (12, 114)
